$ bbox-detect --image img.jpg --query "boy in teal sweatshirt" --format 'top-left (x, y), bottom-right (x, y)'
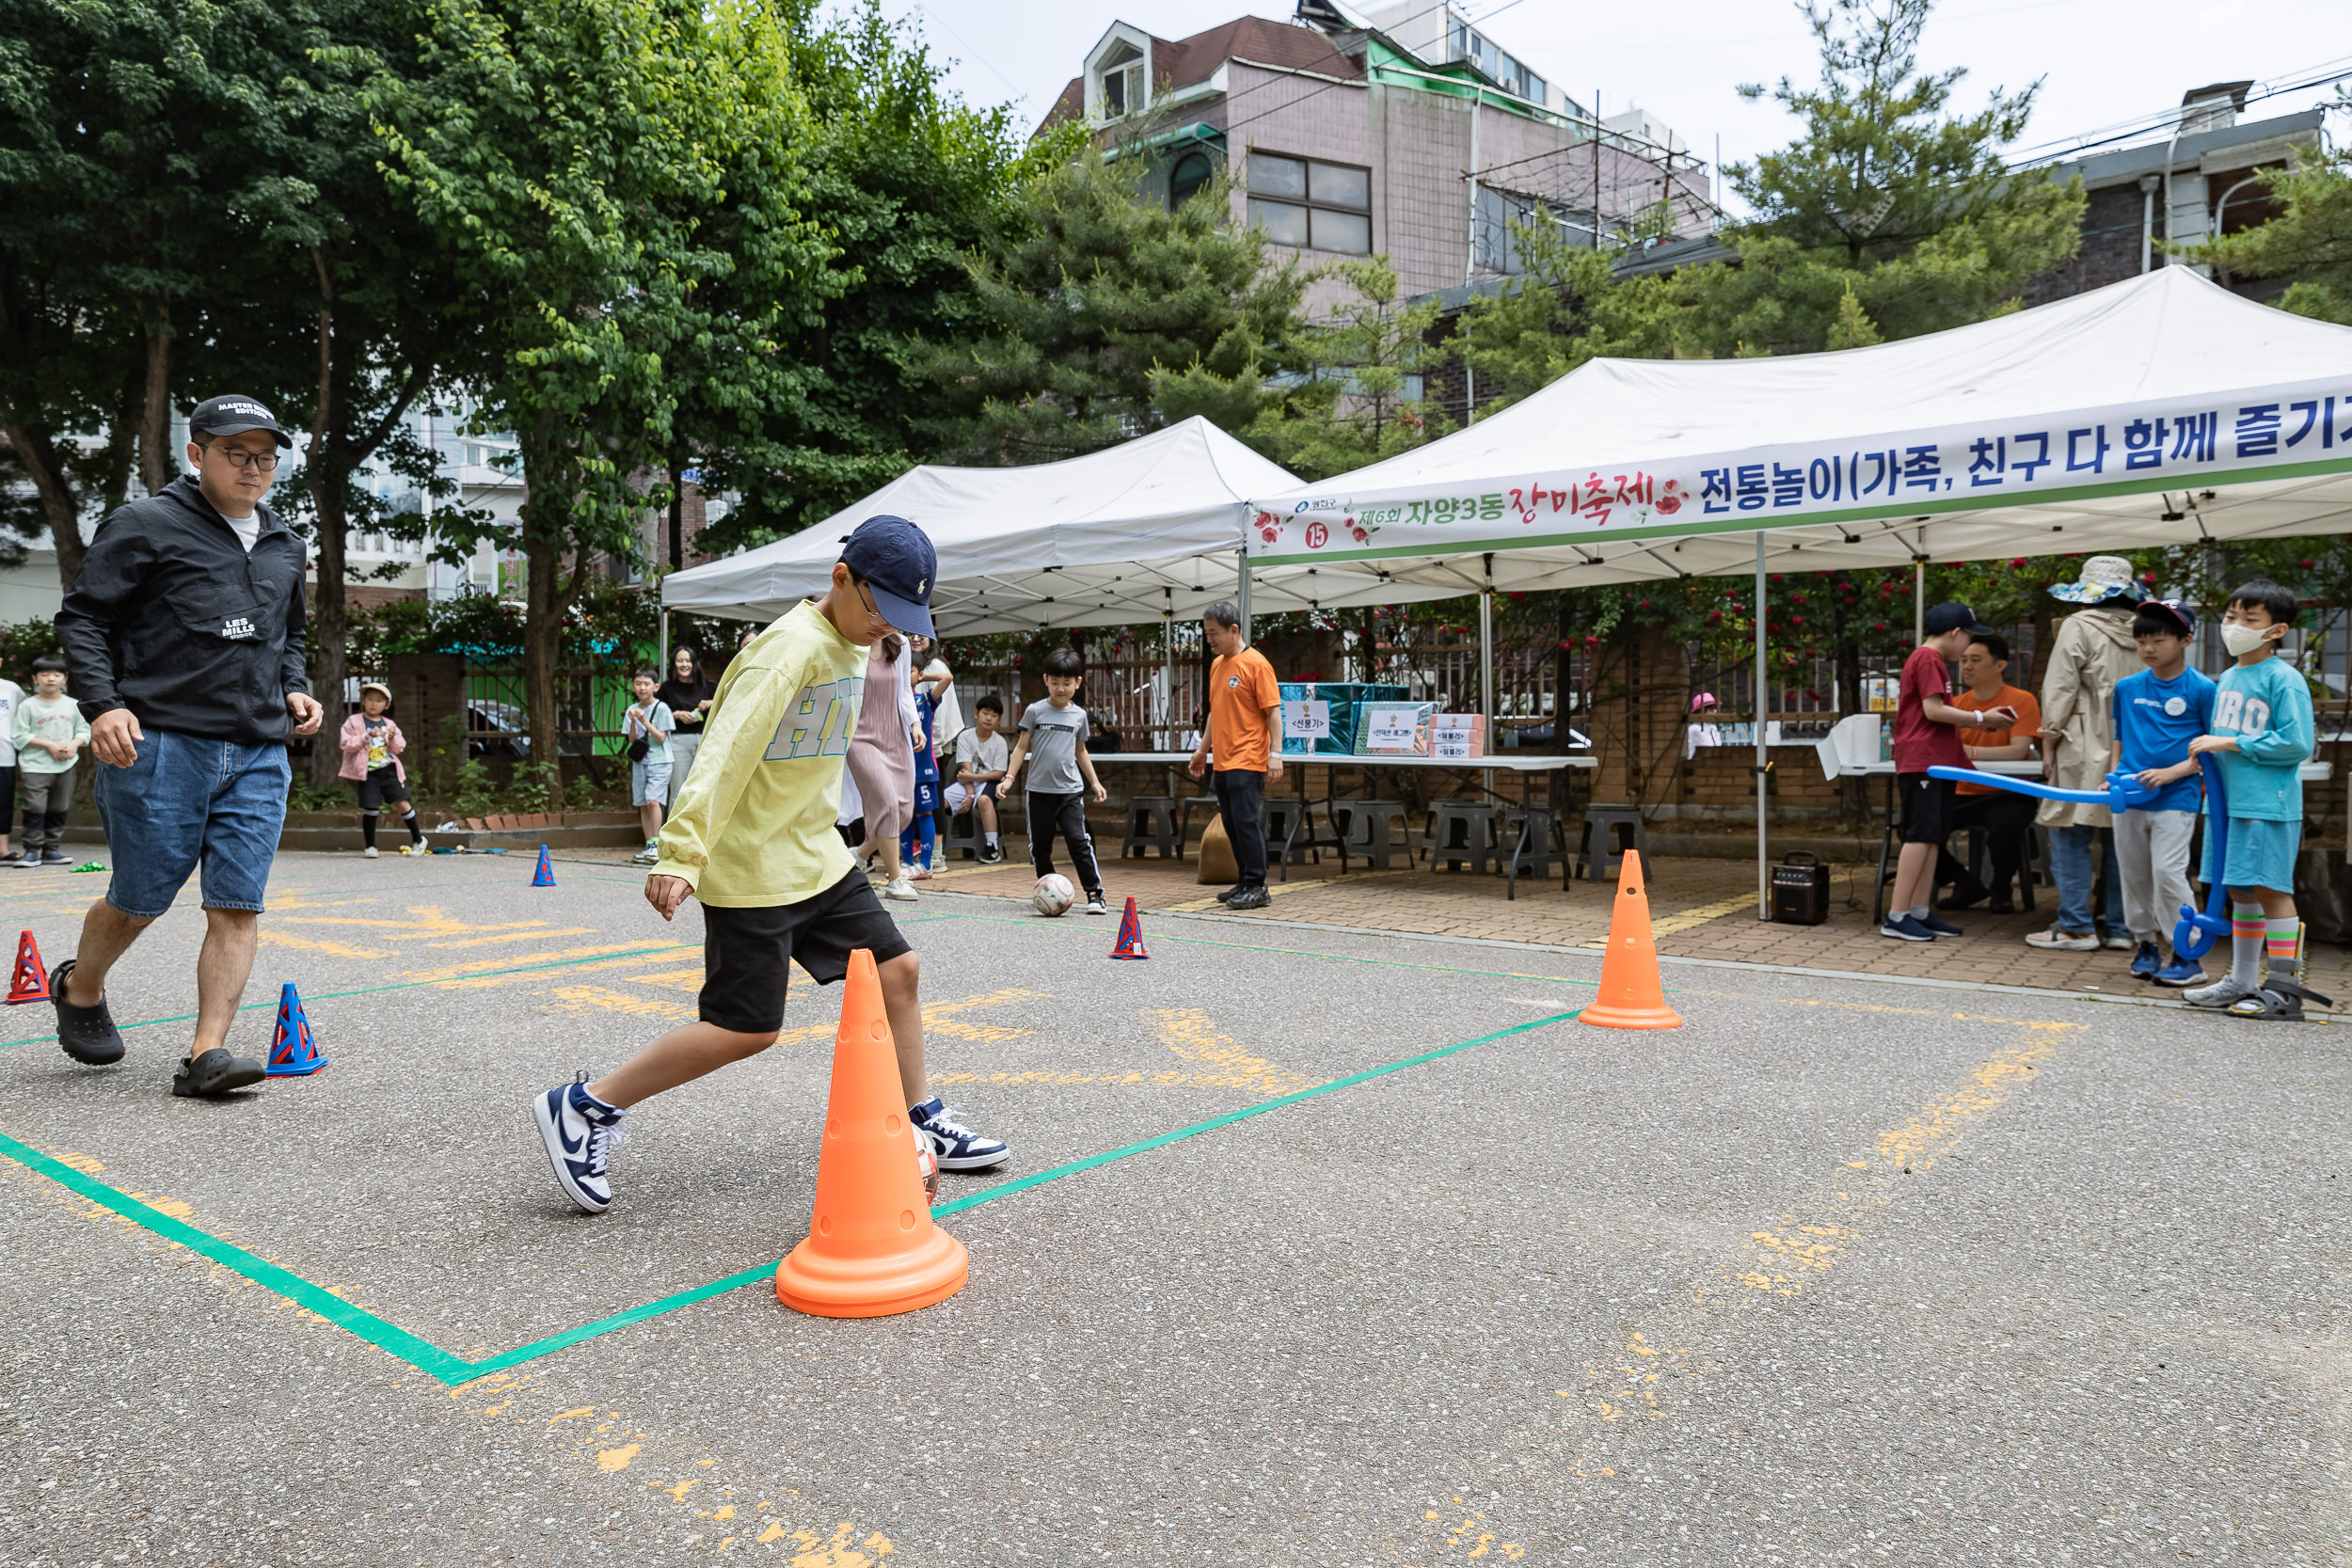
top-left (2184, 579), bottom-right (2323, 1019)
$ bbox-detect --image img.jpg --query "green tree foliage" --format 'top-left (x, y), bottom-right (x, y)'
top-left (367, 0), bottom-right (835, 761)
top-left (1235, 258), bottom-right (1447, 483)
top-left (913, 153), bottom-right (1307, 464)
top-left (688, 3), bottom-right (1046, 555)
top-left (0, 0), bottom-right (332, 580)
top-left (1459, 0), bottom-right (2083, 399)
top-left (2203, 95), bottom-right (2352, 325)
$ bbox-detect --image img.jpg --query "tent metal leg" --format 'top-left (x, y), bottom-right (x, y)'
top-left (1756, 533), bottom-right (1769, 920)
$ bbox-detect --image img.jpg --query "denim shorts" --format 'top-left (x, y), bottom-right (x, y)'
top-left (94, 729), bottom-right (290, 918)
top-left (631, 758), bottom-right (673, 807)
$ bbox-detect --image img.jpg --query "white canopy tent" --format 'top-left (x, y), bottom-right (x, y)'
top-left (660, 416), bottom-right (1454, 636)
top-left (1247, 268), bottom-right (2352, 912)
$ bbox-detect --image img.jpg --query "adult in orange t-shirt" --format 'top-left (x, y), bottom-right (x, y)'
top-left (1186, 599), bottom-right (1283, 908)
top-left (1934, 631), bottom-right (2042, 912)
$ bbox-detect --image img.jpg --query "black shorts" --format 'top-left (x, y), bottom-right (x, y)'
top-left (698, 866), bottom-right (912, 1034)
top-left (355, 766), bottom-right (410, 809)
top-left (1897, 772), bottom-right (1957, 846)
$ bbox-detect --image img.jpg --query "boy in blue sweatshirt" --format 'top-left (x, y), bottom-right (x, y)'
top-left (2109, 599), bottom-right (2217, 988)
top-left (2184, 579), bottom-right (2324, 1019)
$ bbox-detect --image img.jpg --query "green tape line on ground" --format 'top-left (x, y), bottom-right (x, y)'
top-left (0, 1130), bottom-right (480, 1385)
top-left (0, 1008), bottom-right (1580, 1386)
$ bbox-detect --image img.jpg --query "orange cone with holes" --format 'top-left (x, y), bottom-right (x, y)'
top-left (1579, 850), bottom-right (1682, 1030)
top-left (775, 948), bottom-right (969, 1317)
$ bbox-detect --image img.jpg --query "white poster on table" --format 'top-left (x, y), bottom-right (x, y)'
top-left (1283, 700), bottom-right (1330, 740)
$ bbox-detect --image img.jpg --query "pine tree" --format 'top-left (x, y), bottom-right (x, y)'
top-left (1232, 259), bottom-right (1446, 483)
top-left (1823, 280), bottom-right (1884, 349)
top-left (2203, 91), bottom-right (2352, 325)
top-left (911, 154), bottom-right (1306, 464)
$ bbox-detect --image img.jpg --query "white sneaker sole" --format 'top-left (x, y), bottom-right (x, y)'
top-left (532, 1092), bottom-right (612, 1214)
top-left (1878, 925), bottom-right (1932, 942)
top-left (932, 1144), bottom-right (1010, 1172)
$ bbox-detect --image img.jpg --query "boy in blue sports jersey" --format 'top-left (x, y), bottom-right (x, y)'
top-left (2108, 598), bottom-right (2217, 988)
top-left (2183, 580), bottom-right (2327, 1019)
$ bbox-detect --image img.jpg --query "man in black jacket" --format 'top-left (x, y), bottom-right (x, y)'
top-left (53, 394), bottom-right (324, 1097)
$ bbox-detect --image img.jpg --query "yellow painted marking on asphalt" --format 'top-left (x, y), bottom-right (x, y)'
top-left (397, 942), bottom-right (691, 987)
top-left (422, 927), bottom-right (596, 949)
top-left (930, 1066), bottom-right (1339, 1091)
top-left (1149, 1006), bottom-right (1323, 1096)
top-left (624, 966), bottom-right (713, 991)
top-left (596, 1444), bottom-right (641, 1472)
top-left (1647, 892), bottom-right (1763, 937)
top-left (1548, 1022), bottom-right (2081, 1489)
top-left (258, 930), bottom-right (390, 960)
top-left (538, 985), bottom-right (698, 1023)
top-left (279, 904), bottom-right (567, 939)
top-left (920, 988), bottom-right (1039, 1044)
top-left (1165, 871), bottom-right (1407, 914)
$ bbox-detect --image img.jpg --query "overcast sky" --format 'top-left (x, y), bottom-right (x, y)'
top-left (875, 0), bottom-right (2349, 213)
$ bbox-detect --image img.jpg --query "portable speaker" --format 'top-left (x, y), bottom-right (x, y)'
top-left (1771, 851), bottom-right (1830, 926)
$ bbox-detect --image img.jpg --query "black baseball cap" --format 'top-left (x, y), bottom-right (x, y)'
top-left (2137, 596), bottom-right (2196, 635)
top-left (189, 394), bottom-right (293, 449)
top-left (1923, 601), bottom-right (1993, 637)
top-left (838, 515), bottom-right (936, 638)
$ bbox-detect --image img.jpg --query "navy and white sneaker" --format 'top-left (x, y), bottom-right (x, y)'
top-left (909, 1096), bottom-right (1009, 1172)
top-left (1918, 911), bottom-right (1964, 938)
top-left (534, 1073), bottom-right (627, 1213)
top-left (2153, 958), bottom-right (2207, 988)
top-left (2129, 941), bottom-right (2160, 979)
top-left (1879, 913), bottom-right (1935, 942)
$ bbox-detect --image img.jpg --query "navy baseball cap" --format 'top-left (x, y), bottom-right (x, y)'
top-left (1923, 601), bottom-right (1994, 637)
top-left (839, 515), bottom-right (936, 638)
top-left (2137, 596), bottom-right (2196, 635)
top-left (188, 393), bottom-right (293, 449)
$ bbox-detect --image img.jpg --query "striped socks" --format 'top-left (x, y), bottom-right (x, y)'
top-left (2231, 904), bottom-right (2266, 989)
top-left (2268, 916), bottom-right (2303, 984)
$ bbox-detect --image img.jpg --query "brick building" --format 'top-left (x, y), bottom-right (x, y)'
top-left (2022, 82), bottom-right (2325, 307)
top-left (1042, 1), bottom-right (1715, 318)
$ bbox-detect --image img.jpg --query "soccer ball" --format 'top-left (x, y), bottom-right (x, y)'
top-left (1032, 873), bottom-right (1075, 916)
top-left (914, 1132), bottom-right (939, 1205)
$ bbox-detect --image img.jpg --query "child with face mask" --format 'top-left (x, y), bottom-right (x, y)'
top-left (2183, 579), bottom-right (2321, 1019)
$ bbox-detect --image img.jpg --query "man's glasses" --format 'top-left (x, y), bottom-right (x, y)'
top-left (210, 446), bottom-right (279, 471)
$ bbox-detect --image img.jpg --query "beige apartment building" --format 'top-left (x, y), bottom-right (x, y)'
top-left (1043, 1), bottom-right (1717, 312)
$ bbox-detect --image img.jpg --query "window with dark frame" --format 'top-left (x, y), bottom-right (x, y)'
top-left (1245, 151), bottom-right (1373, 254)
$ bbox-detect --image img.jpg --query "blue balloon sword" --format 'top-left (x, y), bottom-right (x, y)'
top-left (1925, 756), bottom-right (2235, 961)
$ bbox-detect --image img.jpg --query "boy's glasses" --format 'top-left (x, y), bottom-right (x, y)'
top-left (211, 446), bottom-right (279, 471)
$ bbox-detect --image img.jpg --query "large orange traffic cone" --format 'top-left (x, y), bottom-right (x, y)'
top-left (775, 950), bottom-right (969, 1318)
top-left (1580, 850), bottom-right (1682, 1030)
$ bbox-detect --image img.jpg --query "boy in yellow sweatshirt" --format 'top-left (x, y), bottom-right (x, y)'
top-left (532, 517), bottom-right (1008, 1213)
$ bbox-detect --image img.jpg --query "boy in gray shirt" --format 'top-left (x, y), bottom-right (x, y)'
top-left (1004, 646), bottom-right (1109, 914)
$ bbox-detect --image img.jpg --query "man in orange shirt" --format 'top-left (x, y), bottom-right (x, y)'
top-left (1934, 631), bottom-right (2042, 913)
top-left (1186, 599), bottom-right (1284, 910)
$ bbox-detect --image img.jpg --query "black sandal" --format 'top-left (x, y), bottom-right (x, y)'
top-left (2223, 978), bottom-right (2333, 1022)
top-left (49, 958), bottom-right (125, 1066)
top-left (171, 1047), bottom-right (266, 1098)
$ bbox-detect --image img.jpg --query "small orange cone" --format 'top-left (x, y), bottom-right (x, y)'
top-left (1580, 850), bottom-right (1682, 1030)
top-left (5, 930), bottom-right (49, 1005)
top-left (776, 949), bottom-right (969, 1318)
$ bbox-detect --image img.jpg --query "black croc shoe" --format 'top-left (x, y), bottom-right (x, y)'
top-left (49, 958), bottom-right (125, 1066)
top-left (171, 1047), bottom-right (265, 1098)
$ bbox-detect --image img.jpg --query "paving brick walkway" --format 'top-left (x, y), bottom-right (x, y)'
top-left (557, 836), bottom-right (2351, 1007)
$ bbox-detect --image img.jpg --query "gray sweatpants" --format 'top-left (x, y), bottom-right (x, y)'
top-left (20, 767), bottom-right (74, 853)
top-left (2112, 807), bottom-right (2199, 952)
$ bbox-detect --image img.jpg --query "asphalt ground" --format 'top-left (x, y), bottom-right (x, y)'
top-left (0, 851), bottom-right (2346, 1566)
